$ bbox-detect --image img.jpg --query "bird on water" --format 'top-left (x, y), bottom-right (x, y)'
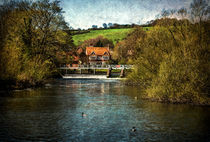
top-left (131, 127), bottom-right (137, 132)
top-left (82, 112), bottom-right (87, 117)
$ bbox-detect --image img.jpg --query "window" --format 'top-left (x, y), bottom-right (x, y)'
top-left (97, 56), bottom-right (102, 60)
top-left (89, 56), bottom-right (97, 60)
top-left (102, 56), bottom-right (109, 60)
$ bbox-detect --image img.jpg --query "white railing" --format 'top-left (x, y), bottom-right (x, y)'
top-left (59, 65), bottom-right (133, 70)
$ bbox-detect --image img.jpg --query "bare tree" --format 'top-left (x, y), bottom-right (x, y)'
top-left (170, 9), bottom-right (177, 18)
top-left (177, 8), bottom-right (188, 19)
top-left (190, 0), bottom-right (209, 45)
top-left (190, 0), bottom-right (209, 23)
top-left (161, 9), bottom-right (170, 18)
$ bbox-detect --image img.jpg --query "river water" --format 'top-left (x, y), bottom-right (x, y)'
top-left (0, 79), bottom-right (209, 142)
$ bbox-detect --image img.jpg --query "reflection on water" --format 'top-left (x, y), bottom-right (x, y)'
top-left (0, 79), bottom-right (209, 142)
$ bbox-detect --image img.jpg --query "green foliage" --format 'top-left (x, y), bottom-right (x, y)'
top-left (124, 19), bottom-right (210, 104)
top-left (0, 0), bottom-right (73, 87)
top-left (79, 35), bottom-right (114, 49)
top-left (17, 56), bottom-right (55, 86)
top-left (122, 0), bottom-right (210, 104)
top-left (112, 27), bottom-right (147, 63)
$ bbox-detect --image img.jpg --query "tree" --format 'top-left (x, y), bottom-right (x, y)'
top-left (170, 9), bottom-right (177, 17)
top-left (103, 23), bottom-right (107, 29)
top-left (79, 35), bottom-right (114, 49)
top-left (95, 40), bottom-right (103, 47)
top-left (112, 27), bottom-right (146, 62)
top-left (17, 0), bottom-right (70, 60)
top-left (0, 0), bottom-right (73, 86)
top-left (177, 8), bottom-right (188, 19)
top-left (161, 9), bottom-right (170, 18)
top-left (124, 1), bottom-right (210, 104)
top-left (92, 25), bottom-right (97, 29)
top-left (190, 0), bottom-right (209, 23)
top-left (108, 23), bottom-right (113, 27)
top-left (190, 0), bottom-right (209, 44)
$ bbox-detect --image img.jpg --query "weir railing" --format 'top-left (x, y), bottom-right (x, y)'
top-left (59, 65), bottom-right (133, 78)
top-left (59, 64), bottom-right (133, 70)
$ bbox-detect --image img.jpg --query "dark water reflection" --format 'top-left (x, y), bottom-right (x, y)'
top-left (0, 79), bottom-right (209, 142)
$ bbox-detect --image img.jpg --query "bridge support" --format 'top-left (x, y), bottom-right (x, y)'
top-left (107, 68), bottom-right (112, 78)
top-left (88, 69), bottom-right (91, 74)
top-left (93, 69), bottom-right (96, 74)
top-left (80, 69), bottom-right (82, 74)
top-left (120, 69), bottom-right (125, 78)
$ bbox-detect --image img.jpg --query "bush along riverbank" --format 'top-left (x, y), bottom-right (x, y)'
top-left (122, 6), bottom-right (210, 105)
top-left (124, 21), bottom-right (210, 105)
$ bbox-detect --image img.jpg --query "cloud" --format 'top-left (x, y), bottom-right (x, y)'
top-left (61, 0), bottom-right (192, 29)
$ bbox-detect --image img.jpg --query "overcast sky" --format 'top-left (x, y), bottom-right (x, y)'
top-left (60, 0), bottom-right (193, 29)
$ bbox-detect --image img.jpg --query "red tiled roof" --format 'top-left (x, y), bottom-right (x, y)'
top-left (73, 55), bottom-right (79, 61)
top-left (77, 48), bottom-right (83, 54)
top-left (86, 47), bottom-right (110, 56)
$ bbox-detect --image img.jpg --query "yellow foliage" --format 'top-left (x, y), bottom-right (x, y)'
top-left (126, 20), bottom-right (210, 104)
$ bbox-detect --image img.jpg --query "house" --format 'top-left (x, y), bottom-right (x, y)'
top-left (86, 47), bottom-right (110, 66)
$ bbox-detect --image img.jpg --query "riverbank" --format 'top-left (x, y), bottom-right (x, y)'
top-left (141, 96), bottom-right (210, 106)
top-left (0, 79), bottom-right (53, 92)
top-left (124, 81), bottom-right (210, 106)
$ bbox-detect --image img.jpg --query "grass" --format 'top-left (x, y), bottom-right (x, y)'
top-left (72, 28), bottom-right (134, 46)
top-left (72, 27), bottom-right (152, 46)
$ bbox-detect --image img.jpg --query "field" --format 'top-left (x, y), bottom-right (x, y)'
top-left (72, 28), bottom-right (134, 46)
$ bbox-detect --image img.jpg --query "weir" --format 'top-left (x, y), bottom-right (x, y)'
top-left (59, 65), bottom-right (133, 79)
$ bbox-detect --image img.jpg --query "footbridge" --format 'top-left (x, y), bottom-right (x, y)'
top-left (59, 65), bottom-right (133, 78)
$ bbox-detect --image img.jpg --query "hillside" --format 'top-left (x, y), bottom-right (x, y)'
top-left (72, 28), bottom-right (134, 46)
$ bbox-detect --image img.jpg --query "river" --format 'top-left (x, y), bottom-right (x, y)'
top-left (0, 79), bottom-right (209, 142)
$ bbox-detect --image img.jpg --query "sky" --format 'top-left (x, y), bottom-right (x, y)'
top-left (4, 0), bottom-right (193, 29)
top-left (60, 0), bottom-right (193, 29)
top-left (0, 0), bottom-right (195, 29)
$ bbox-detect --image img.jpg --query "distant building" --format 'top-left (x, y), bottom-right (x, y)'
top-left (86, 47), bottom-right (110, 66)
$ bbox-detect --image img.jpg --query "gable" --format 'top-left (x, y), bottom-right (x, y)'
top-left (104, 52), bottom-right (108, 55)
top-left (90, 51), bottom-right (96, 55)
